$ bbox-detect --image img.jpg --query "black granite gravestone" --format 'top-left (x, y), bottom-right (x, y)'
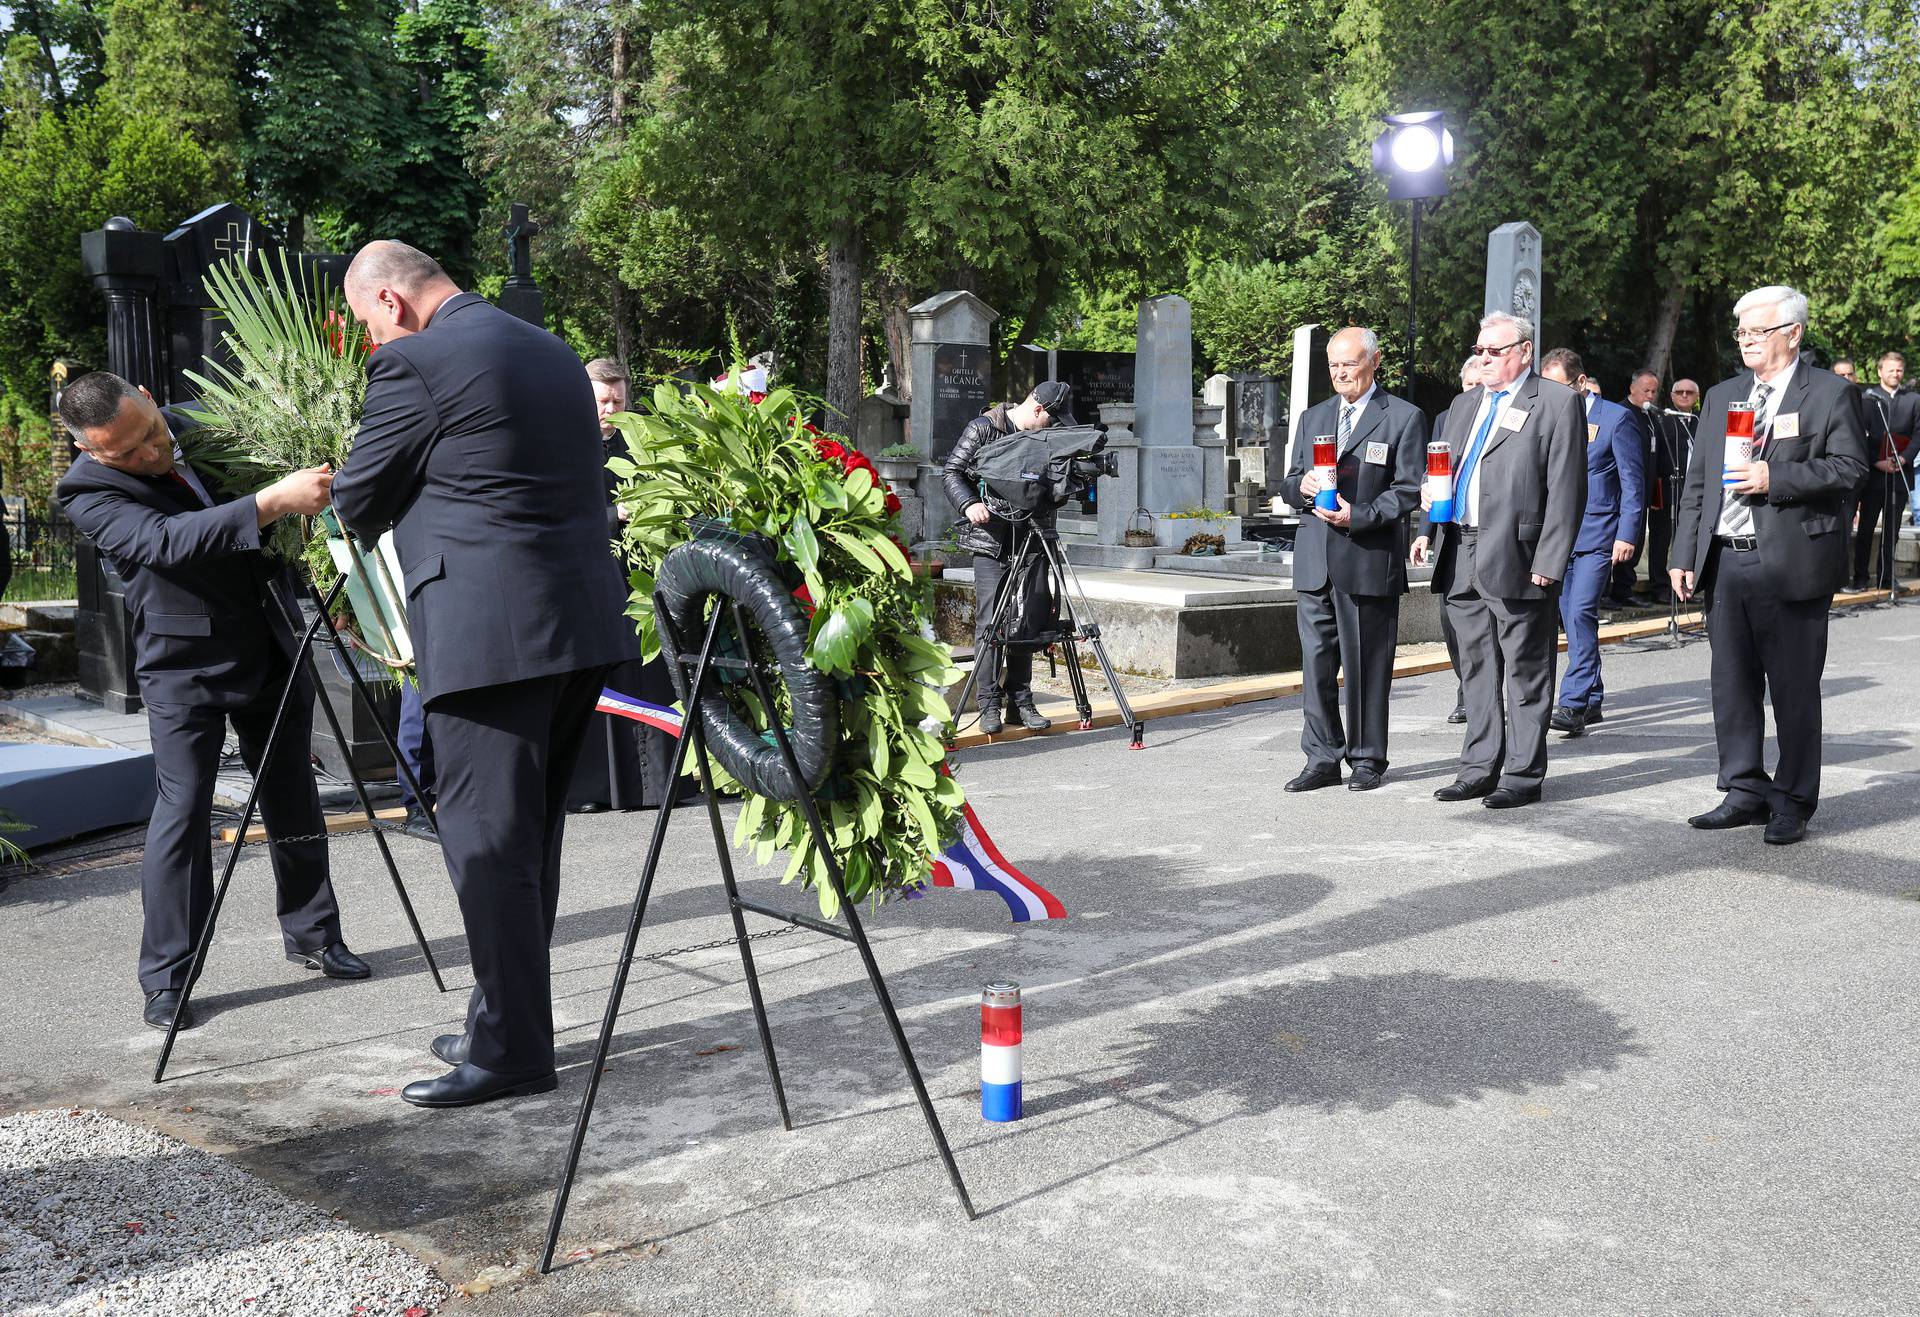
top-left (929, 343), bottom-right (989, 462)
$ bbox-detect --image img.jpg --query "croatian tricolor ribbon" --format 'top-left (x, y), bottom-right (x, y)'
top-left (595, 688), bottom-right (685, 737)
top-left (928, 801), bottom-right (1067, 922)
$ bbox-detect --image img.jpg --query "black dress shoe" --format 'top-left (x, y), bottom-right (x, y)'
top-left (1446, 704), bottom-right (1468, 725)
top-left (1285, 766), bottom-right (1342, 793)
top-left (1347, 768), bottom-right (1384, 792)
top-left (288, 941), bottom-right (372, 980)
top-left (400, 805), bottom-right (439, 842)
top-left (401, 1062), bottom-right (558, 1109)
top-left (1484, 786), bottom-right (1541, 809)
top-left (143, 989), bottom-right (197, 1032)
top-left (978, 705), bottom-right (1004, 735)
top-left (1548, 705), bottom-right (1586, 736)
top-left (1763, 815), bottom-right (1807, 845)
top-left (1688, 801), bottom-right (1769, 830)
top-left (1434, 777), bottom-right (1495, 802)
top-left (1847, 578), bottom-right (1870, 593)
top-left (569, 801), bottom-right (608, 815)
top-left (431, 1033), bottom-right (470, 1067)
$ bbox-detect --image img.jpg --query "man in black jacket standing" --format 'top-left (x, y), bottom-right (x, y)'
top-left (1276, 327), bottom-right (1426, 791)
top-left (942, 381), bottom-right (1073, 735)
top-left (1852, 351), bottom-right (1918, 590)
top-left (1672, 285), bottom-right (1868, 844)
top-left (56, 371), bottom-right (366, 1032)
top-left (332, 242), bottom-right (636, 1107)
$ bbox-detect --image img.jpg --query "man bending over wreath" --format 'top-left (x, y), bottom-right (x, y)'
top-left (332, 241), bottom-right (637, 1109)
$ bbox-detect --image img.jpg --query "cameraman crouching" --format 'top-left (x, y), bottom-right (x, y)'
top-left (943, 380), bottom-right (1074, 735)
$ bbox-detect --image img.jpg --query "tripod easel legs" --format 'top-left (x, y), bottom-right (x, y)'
top-left (153, 576), bottom-right (448, 1083)
top-left (539, 597), bottom-right (974, 1274)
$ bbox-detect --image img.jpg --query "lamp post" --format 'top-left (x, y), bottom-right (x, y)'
top-left (1370, 111), bottom-right (1454, 398)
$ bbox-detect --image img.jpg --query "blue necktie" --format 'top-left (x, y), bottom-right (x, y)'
top-left (1452, 390), bottom-right (1507, 527)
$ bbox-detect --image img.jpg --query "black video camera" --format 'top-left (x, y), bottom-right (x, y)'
top-left (974, 424), bottom-right (1115, 513)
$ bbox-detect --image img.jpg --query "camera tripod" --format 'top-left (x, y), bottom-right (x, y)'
top-left (953, 515), bottom-right (1145, 749)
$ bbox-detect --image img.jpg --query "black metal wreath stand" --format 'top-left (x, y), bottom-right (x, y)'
top-left (539, 593), bottom-right (975, 1274)
top-left (153, 575), bottom-right (448, 1082)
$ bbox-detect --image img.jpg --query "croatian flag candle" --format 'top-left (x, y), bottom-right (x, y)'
top-left (1426, 440), bottom-right (1455, 523)
top-left (1312, 435), bottom-right (1339, 511)
top-left (980, 982), bottom-right (1022, 1122)
top-left (1723, 400), bottom-right (1756, 487)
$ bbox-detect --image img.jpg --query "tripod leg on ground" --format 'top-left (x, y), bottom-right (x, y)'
top-left (276, 582), bottom-right (446, 992)
top-left (735, 602), bottom-right (976, 1220)
top-left (691, 726), bottom-right (792, 1131)
top-left (154, 578), bottom-right (344, 1083)
top-left (1042, 534), bottom-right (1145, 748)
top-left (949, 529), bottom-right (1038, 738)
top-left (539, 604), bottom-right (727, 1275)
top-left (1058, 637), bottom-right (1095, 729)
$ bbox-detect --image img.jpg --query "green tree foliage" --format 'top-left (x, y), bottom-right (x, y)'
top-left (0, 104), bottom-right (224, 401)
top-left (101, 0), bottom-right (243, 189)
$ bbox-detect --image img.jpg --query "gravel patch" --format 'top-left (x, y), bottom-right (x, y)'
top-left (0, 1110), bottom-right (447, 1317)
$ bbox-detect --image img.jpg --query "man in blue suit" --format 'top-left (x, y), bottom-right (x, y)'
top-left (1539, 350), bottom-right (1644, 736)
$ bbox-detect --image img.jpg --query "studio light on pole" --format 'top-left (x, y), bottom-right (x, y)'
top-left (1371, 111), bottom-right (1454, 395)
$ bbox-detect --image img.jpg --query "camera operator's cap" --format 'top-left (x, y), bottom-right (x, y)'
top-left (1032, 380), bottom-right (1074, 421)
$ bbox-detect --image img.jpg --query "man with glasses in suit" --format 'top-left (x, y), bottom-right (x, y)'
top-left (1419, 312), bottom-right (1587, 809)
top-left (1671, 286), bottom-right (1867, 844)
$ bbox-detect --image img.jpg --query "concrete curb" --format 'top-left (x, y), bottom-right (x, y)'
top-left (948, 579), bottom-right (1920, 750)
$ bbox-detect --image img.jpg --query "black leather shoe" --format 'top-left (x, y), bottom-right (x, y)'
top-left (143, 989), bottom-right (197, 1032)
top-left (1008, 696), bottom-right (1052, 732)
top-left (1583, 706), bottom-right (1604, 726)
top-left (1285, 766), bottom-right (1342, 793)
top-left (431, 1033), bottom-right (470, 1067)
top-left (1434, 777), bottom-right (1495, 802)
top-left (569, 801), bottom-right (608, 815)
top-left (1847, 578), bottom-right (1870, 593)
top-left (401, 1062), bottom-right (558, 1109)
top-left (401, 805), bottom-right (438, 842)
top-left (1688, 802), bottom-right (1769, 830)
top-left (1347, 768), bottom-right (1384, 792)
top-left (1548, 705), bottom-right (1586, 736)
top-left (978, 705), bottom-right (1004, 735)
top-left (1484, 786), bottom-right (1541, 809)
top-left (1446, 703), bottom-right (1467, 725)
top-left (1763, 815), bottom-right (1807, 845)
top-left (288, 941), bottom-right (371, 980)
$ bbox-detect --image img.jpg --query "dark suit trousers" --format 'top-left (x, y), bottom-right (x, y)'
top-left (1645, 504), bottom-right (1675, 599)
top-left (1851, 469), bottom-right (1901, 586)
top-left (1296, 584), bottom-right (1398, 774)
top-left (139, 665), bottom-right (339, 993)
top-left (1443, 532), bottom-right (1558, 790)
top-left (426, 665), bottom-right (607, 1075)
top-left (1706, 547), bottom-right (1829, 820)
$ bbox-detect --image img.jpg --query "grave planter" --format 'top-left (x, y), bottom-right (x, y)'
top-left (1154, 515), bottom-right (1241, 548)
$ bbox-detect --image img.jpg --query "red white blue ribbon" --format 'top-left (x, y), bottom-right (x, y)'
top-left (929, 802), bottom-right (1067, 922)
top-left (595, 688), bottom-right (686, 737)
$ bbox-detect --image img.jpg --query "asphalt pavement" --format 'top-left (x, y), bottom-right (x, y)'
top-left (4, 599), bottom-right (1919, 1315)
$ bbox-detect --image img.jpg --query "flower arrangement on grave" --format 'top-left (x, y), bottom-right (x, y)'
top-left (609, 373), bottom-right (963, 915)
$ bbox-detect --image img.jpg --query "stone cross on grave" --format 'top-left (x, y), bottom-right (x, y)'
top-left (503, 203), bottom-right (540, 283)
top-left (212, 221), bottom-right (251, 264)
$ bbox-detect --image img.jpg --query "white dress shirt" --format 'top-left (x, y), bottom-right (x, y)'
top-left (1716, 359), bottom-right (1797, 538)
top-left (1460, 369), bottom-right (1530, 527)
